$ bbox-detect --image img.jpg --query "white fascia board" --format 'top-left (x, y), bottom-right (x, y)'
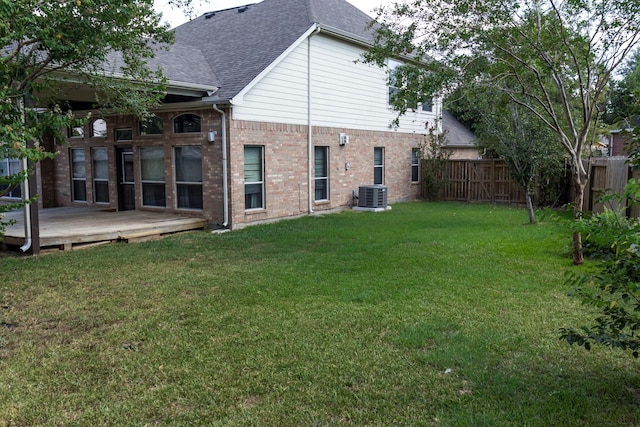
top-left (231, 24), bottom-right (319, 106)
top-left (316, 25), bottom-right (373, 49)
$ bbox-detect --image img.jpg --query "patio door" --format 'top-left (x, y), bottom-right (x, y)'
top-left (117, 147), bottom-right (135, 211)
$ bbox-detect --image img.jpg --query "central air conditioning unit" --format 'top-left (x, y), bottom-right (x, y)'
top-left (358, 185), bottom-right (388, 208)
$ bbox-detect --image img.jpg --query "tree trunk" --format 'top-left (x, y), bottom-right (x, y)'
top-left (525, 188), bottom-right (536, 224)
top-left (572, 172), bottom-right (586, 265)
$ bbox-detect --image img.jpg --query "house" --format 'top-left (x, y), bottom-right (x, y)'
top-left (441, 111), bottom-right (479, 159)
top-left (6, 0), bottom-right (438, 236)
top-left (608, 117), bottom-right (640, 157)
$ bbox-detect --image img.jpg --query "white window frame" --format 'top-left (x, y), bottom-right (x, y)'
top-left (411, 148), bottom-right (420, 183)
top-left (244, 145), bottom-right (264, 210)
top-left (314, 146), bottom-right (329, 201)
top-left (374, 147), bottom-right (385, 185)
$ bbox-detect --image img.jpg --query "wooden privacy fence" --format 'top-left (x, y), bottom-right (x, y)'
top-left (436, 160), bottom-right (527, 204)
top-left (432, 157), bottom-right (639, 217)
top-left (584, 157), bottom-right (640, 218)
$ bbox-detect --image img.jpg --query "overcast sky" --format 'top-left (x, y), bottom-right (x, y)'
top-left (154, 0), bottom-right (388, 28)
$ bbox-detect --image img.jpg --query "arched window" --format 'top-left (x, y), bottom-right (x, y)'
top-left (92, 119), bottom-right (107, 137)
top-left (173, 114), bottom-right (201, 134)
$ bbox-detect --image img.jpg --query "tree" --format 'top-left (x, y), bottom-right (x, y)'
top-left (363, 0), bottom-right (640, 264)
top-left (604, 49), bottom-right (640, 125)
top-left (418, 119), bottom-right (451, 201)
top-left (449, 86), bottom-right (567, 223)
top-left (477, 100), bottom-right (565, 223)
top-left (0, 0), bottom-right (176, 238)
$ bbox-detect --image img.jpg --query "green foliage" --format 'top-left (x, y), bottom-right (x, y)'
top-left (0, 0), bottom-right (177, 236)
top-left (4, 203), bottom-right (640, 425)
top-left (450, 88), bottom-right (567, 213)
top-left (561, 178), bottom-right (640, 357)
top-left (417, 121), bottom-right (451, 200)
top-left (363, 0), bottom-right (640, 239)
top-left (604, 49), bottom-right (640, 125)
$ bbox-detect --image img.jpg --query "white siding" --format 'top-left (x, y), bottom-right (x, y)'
top-left (232, 33), bottom-right (435, 134)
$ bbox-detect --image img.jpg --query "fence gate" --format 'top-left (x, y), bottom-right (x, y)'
top-left (438, 160), bottom-right (526, 204)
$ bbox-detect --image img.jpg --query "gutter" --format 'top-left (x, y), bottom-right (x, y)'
top-left (19, 156), bottom-right (32, 253)
top-left (308, 27), bottom-right (321, 214)
top-left (212, 104), bottom-right (230, 227)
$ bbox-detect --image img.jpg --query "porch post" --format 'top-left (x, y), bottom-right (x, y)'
top-left (28, 159), bottom-right (40, 255)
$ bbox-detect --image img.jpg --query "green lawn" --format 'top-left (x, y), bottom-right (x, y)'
top-left (1, 202), bottom-right (638, 426)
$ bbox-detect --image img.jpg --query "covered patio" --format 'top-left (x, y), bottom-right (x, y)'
top-left (1, 207), bottom-right (209, 252)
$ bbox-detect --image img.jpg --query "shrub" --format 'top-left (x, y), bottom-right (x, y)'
top-left (560, 179), bottom-right (640, 357)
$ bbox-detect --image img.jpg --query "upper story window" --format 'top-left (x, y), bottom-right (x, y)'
top-left (387, 59), bottom-right (402, 107)
top-left (422, 99), bottom-right (433, 112)
top-left (173, 114), bottom-right (201, 134)
top-left (92, 119), bottom-right (107, 137)
top-left (139, 115), bottom-right (163, 135)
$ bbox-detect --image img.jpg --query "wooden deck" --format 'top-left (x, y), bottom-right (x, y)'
top-left (1, 207), bottom-right (209, 251)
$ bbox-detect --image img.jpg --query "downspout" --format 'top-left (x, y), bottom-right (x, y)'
top-left (20, 156), bottom-right (32, 253)
top-left (308, 26), bottom-right (320, 214)
top-left (212, 104), bottom-right (229, 227)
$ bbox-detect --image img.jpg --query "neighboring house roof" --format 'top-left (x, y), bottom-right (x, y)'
top-left (442, 111), bottom-right (476, 148)
top-left (172, 0), bottom-right (375, 101)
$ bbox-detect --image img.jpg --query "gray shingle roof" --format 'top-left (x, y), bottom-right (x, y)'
top-left (442, 111), bottom-right (476, 147)
top-left (149, 43), bottom-right (220, 89)
top-left (171, 0), bottom-right (375, 100)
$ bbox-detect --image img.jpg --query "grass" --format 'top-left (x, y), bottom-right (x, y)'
top-left (0, 202), bottom-right (639, 426)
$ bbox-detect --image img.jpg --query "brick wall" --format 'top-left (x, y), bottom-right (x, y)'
top-left (227, 119), bottom-right (424, 228)
top-left (41, 110), bottom-right (425, 229)
top-left (46, 108), bottom-right (225, 224)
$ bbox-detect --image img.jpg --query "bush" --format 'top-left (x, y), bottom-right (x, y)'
top-left (560, 179), bottom-right (640, 357)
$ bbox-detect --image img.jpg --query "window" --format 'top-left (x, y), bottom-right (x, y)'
top-left (244, 146), bottom-right (264, 210)
top-left (115, 128), bottom-right (133, 141)
top-left (411, 148), bottom-right (420, 183)
top-left (374, 147), bottom-right (385, 185)
top-left (71, 148), bottom-right (87, 202)
top-left (69, 125), bottom-right (84, 138)
top-left (92, 147), bottom-right (109, 203)
top-left (139, 116), bottom-right (163, 135)
top-left (388, 59), bottom-right (401, 106)
top-left (175, 146), bottom-right (203, 210)
top-left (388, 69), bottom-right (400, 106)
top-left (173, 114), bottom-right (201, 134)
top-left (422, 99), bottom-right (433, 112)
top-left (314, 146), bottom-right (329, 201)
top-left (140, 146), bottom-right (166, 207)
top-left (92, 119), bottom-right (107, 137)
top-left (0, 158), bottom-right (21, 198)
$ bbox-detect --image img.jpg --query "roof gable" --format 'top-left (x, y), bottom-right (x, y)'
top-left (171, 0), bottom-right (375, 100)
